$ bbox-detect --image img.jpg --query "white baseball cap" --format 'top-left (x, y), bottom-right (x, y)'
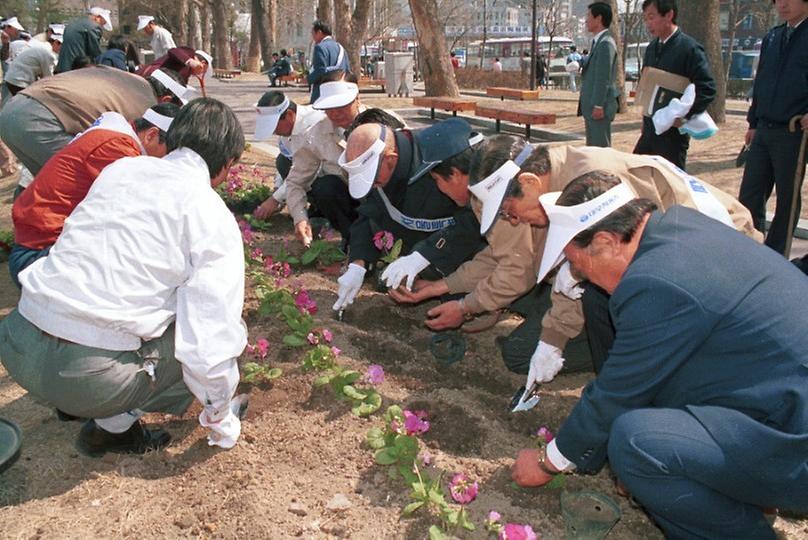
top-left (338, 124), bottom-right (388, 199)
top-left (50, 33), bottom-right (64, 43)
top-left (48, 23), bottom-right (65, 34)
top-left (4, 17), bottom-right (24, 31)
top-left (312, 81), bottom-right (358, 110)
top-left (254, 96), bottom-right (290, 141)
top-left (536, 181), bottom-right (637, 284)
top-left (137, 15), bottom-right (154, 31)
top-left (468, 143), bottom-right (535, 235)
top-left (89, 7), bottom-right (113, 31)
top-left (194, 50), bottom-right (213, 81)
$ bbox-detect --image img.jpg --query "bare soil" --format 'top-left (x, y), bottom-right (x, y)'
top-left (0, 89), bottom-right (806, 539)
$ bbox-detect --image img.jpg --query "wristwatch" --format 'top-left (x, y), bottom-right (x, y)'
top-left (457, 298), bottom-right (475, 322)
top-left (537, 446), bottom-right (558, 476)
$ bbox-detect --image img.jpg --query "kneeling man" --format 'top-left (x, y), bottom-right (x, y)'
top-left (512, 171), bottom-right (808, 538)
top-left (0, 98), bottom-right (248, 456)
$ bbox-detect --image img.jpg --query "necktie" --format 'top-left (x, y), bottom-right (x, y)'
top-left (784, 25), bottom-right (795, 47)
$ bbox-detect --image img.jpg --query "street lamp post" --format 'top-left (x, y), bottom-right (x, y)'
top-left (530, 0), bottom-right (537, 90)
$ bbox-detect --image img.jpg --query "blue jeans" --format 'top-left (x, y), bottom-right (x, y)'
top-left (608, 408), bottom-right (777, 539)
top-left (8, 244), bottom-right (50, 289)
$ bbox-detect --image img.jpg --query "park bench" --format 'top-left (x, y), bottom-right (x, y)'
top-left (277, 73), bottom-right (304, 87)
top-left (474, 103), bottom-right (556, 139)
top-left (412, 96), bottom-right (477, 119)
top-left (358, 77), bottom-right (386, 92)
top-left (486, 87), bottom-right (540, 101)
top-left (213, 68), bottom-right (241, 80)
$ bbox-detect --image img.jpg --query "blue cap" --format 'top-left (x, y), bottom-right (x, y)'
top-left (410, 118), bottom-right (484, 183)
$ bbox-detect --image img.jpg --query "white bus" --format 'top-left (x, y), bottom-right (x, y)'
top-left (466, 36), bottom-right (575, 71)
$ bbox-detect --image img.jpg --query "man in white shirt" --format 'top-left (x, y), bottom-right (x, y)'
top-left (3, 33), bottom-right (61, 95)
top-left (0, 98), bottom-right (248, 457)
top-left (137, 16), bottom-right (176, 59)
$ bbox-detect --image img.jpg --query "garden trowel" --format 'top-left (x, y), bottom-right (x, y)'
top-left (510, 382), bottom-right (541, 412)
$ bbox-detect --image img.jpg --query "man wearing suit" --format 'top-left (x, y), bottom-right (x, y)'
top-left (579, 2), bottom-right (619, 147)
top-left (307, 21), bottom-right (350, 104)
top-left (739, 0), bottom-right (808, 257)
top-left (632, 0), bottom-right (715, 170)
top-left (512, 171), bottom-right (808, 538)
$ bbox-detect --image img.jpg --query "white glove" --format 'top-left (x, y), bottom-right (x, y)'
top-left (553, 261), bottom-right (584, 300)
top-left (333, 263), bottom-right (366, 311)
top-left (526, 341), bottom-right (565, 387)
top-left (381, 251), bottom-right (430, 290)
top-left (199, 396), bottom-right (246, 449)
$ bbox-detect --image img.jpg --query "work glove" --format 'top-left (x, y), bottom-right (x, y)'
top-left (552, 261), bottom-right (585, 300)
top-left (199, 394), bottom-right (248, 449)
top-left (333, 263), bottom-right (366, 311)
top-left (381, 251), bottom-right (430, 290)
top-left (526, 341), bottom-right (565, 388)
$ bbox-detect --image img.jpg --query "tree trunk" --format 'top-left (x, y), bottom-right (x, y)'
top-left (245, 6), bottom-right (261, 72)
top-left (211, 0), bottom-right (233, 70)
top-left (177, 0), bottom-right (189, 46)
top-left (347, 0), bottom-right (372, 76)
top-left (268, 0), bottom-right (277, 53)
top-left (678, 0), bottom-right (725, 123)
top-left (333, 0), bottom-right (351, 46)
top-left (724, 0), bottom-right (739, 84)
top-left (479, 0), bottom-right (487, 69)
top-left (607, 0), bottom-right (628, 113)
top-left (252, 0), bottom-right (273, 72)
top-left (201, 1), bottom-right (212, 54)
top-left (409, 0), bottom-right (459, 97)
top-left (317, 0), bottom-right (334, 29)
top-left (189, 2), bottom-right (202, 50)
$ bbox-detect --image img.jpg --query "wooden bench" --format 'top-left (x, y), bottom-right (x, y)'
top-left (486, 87), bottom-right (541, 101)
top-left (277, 73), bottom-right (304, 87)
top-left (357, 77), bottom-right (385, 92)
top-left (213, 68), bottom-right (241, 80)
top-left (474, 104), bottom-right (556, 139)
top-left (412, 96), bottom-right (477, 119)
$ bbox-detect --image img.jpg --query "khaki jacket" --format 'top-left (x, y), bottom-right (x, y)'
top-left (540, 145), bottom-right (762, 349)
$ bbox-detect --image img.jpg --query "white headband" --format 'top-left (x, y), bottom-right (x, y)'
top-left (142, 109), bottom-right (174, 132)
top-left (256, 96), bottom-right (290, 117)
top-left (151, 69), bottom-right (191, 104)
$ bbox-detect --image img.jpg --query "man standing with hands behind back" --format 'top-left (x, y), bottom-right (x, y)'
top-left (580, 2), bottom-right (619, 147)
top-left (632, 0), bottom-right (715, 170)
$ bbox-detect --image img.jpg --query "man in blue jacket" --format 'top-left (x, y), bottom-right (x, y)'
top-left (739, 0), bottom-right (808, 257)
top-left (511, 170), bottom-right (808, 538)
top-left (307, 21), bottom-right (350, 103)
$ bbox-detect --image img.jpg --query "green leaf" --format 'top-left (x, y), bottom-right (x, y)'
top-left (428, 525), bottom-right (446, 540)
top-left (281, 304), bottom-right (300, 321)
top-left (428, 488), bottom-right (446, 506)
top-left (445, 509), bottom-right (459, 526)
top-left (411, 481), bottom-right (427, 498)
top-left (544, 474), bottom-right (567, 490)
top-left (352, 391), bottom-right (382, 417)
top-left (401, 501), bottom-right (424, 516)
top-left (374, 448), bottom-right (398, 465)
top-left (459, 508), bottom-right (476, 531)
top-left (282, 334), bottom-right (307, 347)
top-left (340, 370), bottom-right (361, 384)
top-left (398, 464), bottom-right (419, 485)
top-left (266, 368), bottom-right (282, 379)
top-left (342, 385), bottom-right (368, 401)
top-left (287, 256), bottom-right (300, 265)
top-left (385, 405), bottom-right (403, 422)
top-left (389, 238), bottom-right (403, 260)
top-left (313, 374), bottom-right (333, 386)
top-left (366, 427), bottom-right (386, 450)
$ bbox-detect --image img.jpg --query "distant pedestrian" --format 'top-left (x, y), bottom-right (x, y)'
top-left (450, 51), bottom-right (460, 70)
top-left (137, 16), bottom-right (176, 60)
top-left (491, 57), bottom-right (503, 72)
top-left (536, 54), bottom-right (548, 88)
top-left (580, 2), bottom-right (619, 147)
top-left (565, 45), bottom-right (582, 91)
top-left (307, 20), bottom-right (350, 104)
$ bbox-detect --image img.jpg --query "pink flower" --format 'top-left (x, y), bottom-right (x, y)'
top-left (250, 247), bottom-right (264, 260)
top-left (499, 524), bottom-right (537, 540)
top-left (255, 338), bottom-right (269, 359)
top-left (307, 332), bottom-right (318, 345)
top-left (448, 473), bottom-right (478, 504)
top-left (418, 450), bottom-right (432, 466)
top-left (487, 511), bottom-right (502, 523)
top-left (536, 425), bottom-right (554, 444)
top-left (319, 227), bottom-right (338, 241)
top-left (238, 220), bottom-right (254, 245)
top-left (372, 230), bottom-right (394, 251)
top-left (403, 410), bottom-right (430, 436)
top-left (322, 328), bottom-right (333, 343)
top-left (294, 290), bottom-right (317, 314)
top-left (330, 346), bottom-right (341, 357)
top-left (364, 364), bottom-right (385, 385)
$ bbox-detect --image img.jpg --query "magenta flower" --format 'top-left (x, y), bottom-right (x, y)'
top-left (449, 473), bottom-right (478, 504)
top-left (499, 524), bottom-right (537, 540)
top-left (372, 230), bottom-right (394, 251)
top-left (403, 410), bottom-right (430, 436)
top-left (488, 511), bottom-right (501, 523)
top-left (319, 227), bottom-right (338, 241)
top-left (294, 290), bottom-right (317, 315)
top-left (307, 332), bottom-right (318, 345)
top-left (364, 364), bottom-right (385, 385)
top-left (322, 328), bottom-right (333, 343)
top-left (330, 346), bottom-right (341, 357)
top-left (250, 247), bottom-right (264, 260)
top-left (418, 450), bottom-right (432, 466)
top-left (536, 425), bottom-right (554, 444)
top-left (238, 221), bottom-right (254, 244)
top-left (246, 338), bottom-right (269, 360)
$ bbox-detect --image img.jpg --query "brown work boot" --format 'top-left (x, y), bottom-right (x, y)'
top-left (76, 420), bottom-right (171, 457)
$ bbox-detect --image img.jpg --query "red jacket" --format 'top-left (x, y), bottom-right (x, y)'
top-left (13, 129), bottom-right (142, 250)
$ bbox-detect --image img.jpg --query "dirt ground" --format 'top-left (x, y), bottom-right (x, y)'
top-left (0, 84), bottom-right (806, 539)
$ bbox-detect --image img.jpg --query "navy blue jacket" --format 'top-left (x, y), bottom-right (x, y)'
top-left (308, 36), bottom-right (350, 102)
top-left (747, 21), bottom-right (808, 128)
top-left (641, 30), bottom-right (716, 126)
top-left (96, 49), bottom-right (127, 71)
top-left (556, 207), bottom-right (808, 511)
top-left (56, 17), bottom-right (103, 73)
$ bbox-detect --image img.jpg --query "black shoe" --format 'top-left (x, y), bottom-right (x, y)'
top-left (76, 420), bottom-right (171, 457)
top-left (56, 409), bottom-right (84, 422)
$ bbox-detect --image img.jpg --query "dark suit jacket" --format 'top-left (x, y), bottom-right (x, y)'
top-left (56, 17), bottom-right (103, 73)
top-left (747, 21), bottom-right (808, 128)
top-left (556, 207), bottom-right (808, 511)
top-left (580, 30), bottom-right (618, 119)
top-left (307, 36), bottom-right (351, 102)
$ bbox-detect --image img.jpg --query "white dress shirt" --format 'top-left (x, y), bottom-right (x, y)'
top-left (151, 26), bottom-right (177, 59)
top-left (4, 45), bottom-right (56, 88)
top-left (18, 147), bottom-right (247, 442)
top-left (270, 104), bottom-right (327, 204)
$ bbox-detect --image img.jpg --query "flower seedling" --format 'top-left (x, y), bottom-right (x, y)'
top-left (242, 338), bottom-right (281, 383)
top-left (373, 230), bottom-right (403, 264)
top-left (300, 239), bottom-right (346, 267)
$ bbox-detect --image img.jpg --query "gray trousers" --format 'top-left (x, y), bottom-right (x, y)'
top-left (0, 94), bottom-right (73, 176)
top-left (584, 115), bottom-right (614, 148)
top-left (0, 309), bottom-right (193, 419)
